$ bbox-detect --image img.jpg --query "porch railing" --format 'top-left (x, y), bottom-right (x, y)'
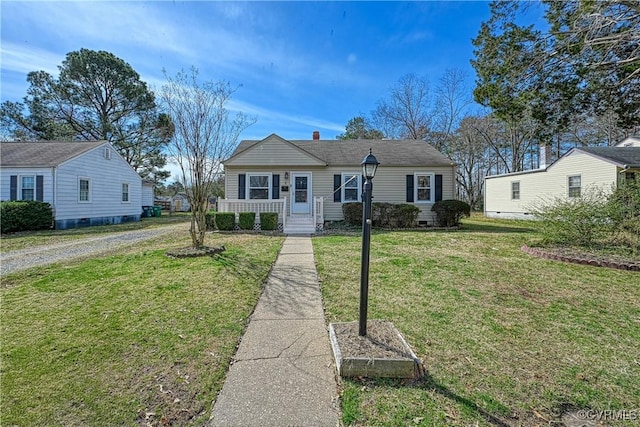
top-left (217, 196), bottom-right (325, 230)
top-left (217, 198), bottom-right (287, 229)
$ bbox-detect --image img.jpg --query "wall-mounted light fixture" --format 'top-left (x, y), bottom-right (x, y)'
top-left (284, 172), bottom-right (289, 180)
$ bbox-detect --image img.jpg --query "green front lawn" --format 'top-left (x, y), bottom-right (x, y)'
top-left (1, 231), bottom-right (284, 426)
top-left (313, 216), bottom-right (640, 426)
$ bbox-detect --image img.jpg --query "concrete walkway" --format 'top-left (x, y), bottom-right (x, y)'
top-left (208, 236), bottom-right (340, 427)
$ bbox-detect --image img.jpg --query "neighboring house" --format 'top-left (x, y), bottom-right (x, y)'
top-left (484, 140), bottom-right (640, 219)
top-left (221, 133), bottom-right (456, 233)
top-left (142, 180), bottom-right (155, 207)
top-left (1, 141), bottom-right (142, 229)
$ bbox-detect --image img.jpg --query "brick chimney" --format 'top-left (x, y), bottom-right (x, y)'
top-left (312, 130), bottom-right (320, 140)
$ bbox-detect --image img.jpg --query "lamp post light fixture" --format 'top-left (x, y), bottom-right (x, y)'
top-left (359, 149), bottom-right (380, 336)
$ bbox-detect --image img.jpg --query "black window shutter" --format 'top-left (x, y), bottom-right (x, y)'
top-left (406, 175), bottom-right (414, 202)
top-left (272, 174), bottom-right (280, 199)
top-left (36, 176), bottom-right (44, 201)
top-left (435, 174), bottom-right (443, 202)
top-left (333, 174), bottom-right (341, 202)
top-left (10, 175), bottom-right (17, 201)
top-left (238, 174), bottom-right (246, 199)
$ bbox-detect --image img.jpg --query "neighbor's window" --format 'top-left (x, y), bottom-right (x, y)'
top-left (625, 171), bottom-right (637, 183)
top-left (248, 174), bottom-right (270, 199)
top-left (79, 178), bottom-right (91, 202)
top-left (568, 175), bottom-right (581, 198)
top-left (511, 181), bottom-right (520, 200)
top-left (122, 183), bottom-right (129, 202)
top-left (415, 173), bottom-right (434, 202)
top-left (20, 175), bottom-right (35, 201)
top-left (342, 173), bottom-right (361, 202)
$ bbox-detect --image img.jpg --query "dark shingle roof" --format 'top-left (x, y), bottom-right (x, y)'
top-left (230, 137), bottom-right (454, 167)
top-left (578, 147), bottom-right (640, 168)
top-left (0, 141), bottom-right (106, 167)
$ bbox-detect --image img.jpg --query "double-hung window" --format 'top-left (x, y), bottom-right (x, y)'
top-left (20, 176), bottom-right (35, 201)
top-left (122, 183), bottom-right (130, 202)
top-left (248, 174), bottom-right (270, 199)
top-left (511, 181), bottom-right (520, 200)
top-left (342, 173), bottom-right (361, 202)
top-left (79, 178), bottom-right (91, 202)
top-left (415, 173), bottom-right (434, 202)
top-left (568, 175), bottom-right (581, 198)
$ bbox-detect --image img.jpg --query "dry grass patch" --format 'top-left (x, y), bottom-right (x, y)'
top-left (1, 230), bottom-right (283, 426)
top-left (313, 217), bottom-right (639, 426)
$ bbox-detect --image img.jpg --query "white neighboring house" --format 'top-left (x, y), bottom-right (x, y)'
top-left (484, 138), bottom-right (640, 219)
top-left (142, 180), bottom-right (155, 207)
top-left (1, 141), bottom-right (143, 229)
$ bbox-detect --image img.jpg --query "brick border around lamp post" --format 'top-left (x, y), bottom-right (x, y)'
top-left (359, 149), bottom-right (379, 337)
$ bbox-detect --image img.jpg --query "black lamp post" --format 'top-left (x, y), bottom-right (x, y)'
top-left (359, 149), bottom-right (380, 336)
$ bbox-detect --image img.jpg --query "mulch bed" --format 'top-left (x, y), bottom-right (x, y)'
top-left (522, 245), bottom-right (639, 271)
top-left (331, 320), bottom-right (415, 359)
top-left (165, 246), bottom-right (226, 258)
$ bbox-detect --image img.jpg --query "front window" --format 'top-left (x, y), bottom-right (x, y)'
top-left (122, 183), bottom-right (129, 202)
top-left (568, 175), bottom-right (581, 198)
top-left (342, 173), bottom-right (361, 202)
top-left (511, 181), bottom-right (520, 200)
top-left (21, 176), bottom-right (35, 201)
top-left (416, 173), bottom-right (434, 202)
top-left (79, 178), bottom-right (91, 202)
top-left (248, 174), bottom-right (270, 199)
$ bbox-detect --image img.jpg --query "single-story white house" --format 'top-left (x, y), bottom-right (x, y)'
top-left (484, 137), bottom-right (640, 219)
top-left (1, 141), bottom-right (143, 229)
top-left (221, 132), bottom-right (457, 233)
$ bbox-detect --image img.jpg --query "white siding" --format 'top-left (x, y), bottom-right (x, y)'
top-left (225, 164), bottom-right (456, 223)
top-left (54, 145), bottom-right (142, 220)
top-left (485, 150), bottom-right (620, 219)
top-left (1, 167), bottom-right (54, 203)
top-left (142, 183), bottom-right (155, 206)
top-left (225, 135), bottom-right (325, 167)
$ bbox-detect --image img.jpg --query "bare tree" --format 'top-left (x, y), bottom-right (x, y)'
top-left (371, 73), bottom-right (435, 140)
top-left (161, 67), bottom-right (255, 248)
top-left (430, 68), bottom-right (473, 151)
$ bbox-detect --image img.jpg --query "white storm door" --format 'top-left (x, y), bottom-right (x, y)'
top-left (291, 173), bottom-right (312, 214)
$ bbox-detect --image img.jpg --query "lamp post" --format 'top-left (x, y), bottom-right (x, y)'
top-left (359, 149), bottom-right (379, 336)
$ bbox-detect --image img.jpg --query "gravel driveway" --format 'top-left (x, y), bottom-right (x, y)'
top-left (0, 222), bottom-right (188, 276)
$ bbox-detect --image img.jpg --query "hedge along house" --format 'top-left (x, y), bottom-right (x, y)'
top-left (0, 141), bottom-right (143, 229)
top-left (484, 137), bottom-right (640, 220)
top-left (221, 133), bottom-right (456, 233)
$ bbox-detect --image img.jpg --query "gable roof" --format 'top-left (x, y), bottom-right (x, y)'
top-left (227, 134), bottom-right (453, 167)
top-left (0, 141), bottom-right (107, 167)
top-left (576, 147), bottom-right (640, 168)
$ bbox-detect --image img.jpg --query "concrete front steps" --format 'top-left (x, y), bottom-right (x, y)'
top-left (283, 216), bottom-right (316, 234)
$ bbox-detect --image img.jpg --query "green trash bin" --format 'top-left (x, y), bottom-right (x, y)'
top-left (142, 206), bottom-right (153, 218)
top-left (153, 206), bottom-right (161, 217)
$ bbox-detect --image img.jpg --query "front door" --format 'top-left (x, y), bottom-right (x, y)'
top-left (291, 173), bottom-right (311, 215)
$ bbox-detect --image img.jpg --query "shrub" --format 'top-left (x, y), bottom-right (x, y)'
top-left (205, 212), bottom-right (216, 230)
top-left (0, 201), bottom-right (53, 233)
top-left (431, 199), bottom-right (471, 227)
top-left (395, 204), bottom-right (420, 228)
top-left (342, 203), bottom-right (363, 226)
top-left (214, 212), bottom-right (236, 231)
top-left (372, 202), bottom-right (395, 228)
top-left (530, 187), bottom-right (612, 247)
top-left (260, 212), bottom-right (279, 231)
top-left (238, 212), bottom-right (256, 230)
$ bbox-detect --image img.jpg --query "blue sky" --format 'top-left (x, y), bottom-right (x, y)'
top-left (1, 1), bottom-right (494, 142)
